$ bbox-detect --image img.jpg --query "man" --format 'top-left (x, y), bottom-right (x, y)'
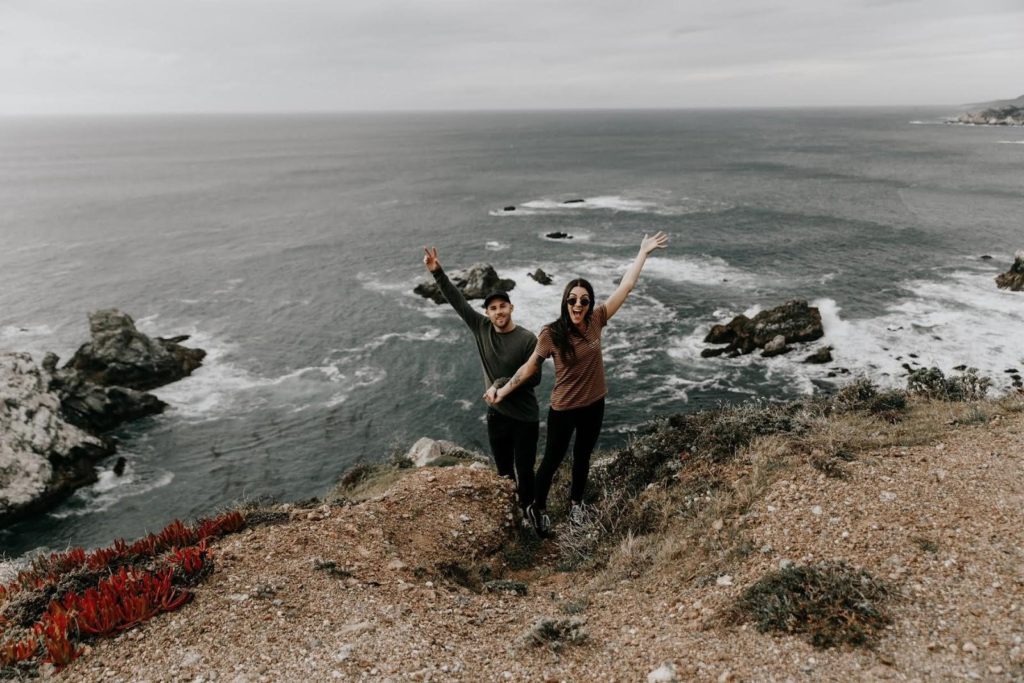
top-left (422, 247), bottom-right (540, 522)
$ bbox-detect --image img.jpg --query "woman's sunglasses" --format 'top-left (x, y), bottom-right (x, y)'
top-left (566, 296), bottom-right (591, 307)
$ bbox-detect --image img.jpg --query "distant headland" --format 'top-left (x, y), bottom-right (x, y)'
top-left (951, 94), bottom-right (1024, 126)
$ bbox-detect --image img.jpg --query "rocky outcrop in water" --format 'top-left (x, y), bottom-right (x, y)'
top-left (48, 366), bottom-right (166, 433)
top-left (414, 264), bottom-right (516, 304)
top-left (995, 251), bottom-right (1024, 291)
top-left (803, 346), bottom-right (834, 364)
top-left (66, 310), bottom-right (206, 391)
top-left (701, 300), bottom-right (824, 358)
top-left (527, 268), bottom-right (553, 285)
top-left (0, 310), bottom-right (206, 526)
top-left (0, 352), bottom-right (114, 525)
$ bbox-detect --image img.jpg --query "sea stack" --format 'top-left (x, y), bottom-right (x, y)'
top-left (995, 251), bottom-right (1024, 291)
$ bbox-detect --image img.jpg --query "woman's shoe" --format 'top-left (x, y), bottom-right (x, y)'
top-left (569, 503), bottom-right (586, 527)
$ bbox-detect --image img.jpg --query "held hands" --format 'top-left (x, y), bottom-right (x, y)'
top-left (422, 246), bottom-right (441, 273)
top-left (639, 231), bottom-right (669, 256)
top-left (483, 385), bottom-right (501, 405)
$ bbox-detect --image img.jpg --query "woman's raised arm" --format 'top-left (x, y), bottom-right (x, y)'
top-left (603, 231), bottom-right (669, 319)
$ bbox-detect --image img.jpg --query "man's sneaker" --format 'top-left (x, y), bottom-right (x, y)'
top-left (569, 503), bottom-right (586, 528)
top-left (519, 507), bottom-right (533, 530)
top-left (526, 504), bottom-right (553, 538)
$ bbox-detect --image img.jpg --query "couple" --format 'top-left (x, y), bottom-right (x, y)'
top-left (422, 232), bottom-right (668, 537)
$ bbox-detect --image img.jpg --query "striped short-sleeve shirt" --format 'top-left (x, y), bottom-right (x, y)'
top-left (535, 303), bottom-right (609, 410)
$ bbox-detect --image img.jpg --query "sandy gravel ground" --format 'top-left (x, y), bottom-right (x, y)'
top-left (60, 411), bottom-right (1024, 682)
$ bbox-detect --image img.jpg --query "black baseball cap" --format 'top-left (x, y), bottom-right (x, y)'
top-left (481, 291), bottom-right (511, 308)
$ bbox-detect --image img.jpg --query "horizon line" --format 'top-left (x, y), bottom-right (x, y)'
top-left (0, 103), bottom-right (969, 119)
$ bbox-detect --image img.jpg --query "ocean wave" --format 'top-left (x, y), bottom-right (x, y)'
top-left (361, 273), bottom-right (417, 295)
top-left (485, 241), bottom-right (509, 251)
top-left (152, 322), bottom-right (445, 418)
top-left (0, 323), bottom-right (55, 337)
top-left (325, 366), bottom-right (388, 408)
top-left (818, 273), bottom-right (1024, 390)
top-left (332, 328), bottom-right (461, 357)
top-left (0, 323), bottom-right (55, 355)
top-left (489, 194), bottom-right (732, 217)
top-left (541, 230), bottom-right (593, 243)
top-left (577, 254), bottom-right (767, 291)
top-left (48, 461), bottom-right (176, 519)
top-left (641, 255), bottom-right (766, 290)
top-left (666, 271), bottom-right (1024, 396)
top-left (996, 140), bottom-right (1024, 144)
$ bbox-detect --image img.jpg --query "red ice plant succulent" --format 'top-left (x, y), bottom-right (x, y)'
top-left (0, 510), bottom-right (242, 673)
top-left (34, 606), bottom-right (79, 667)
top-left (68, 566), bottom-right (195, 637)
top-left (0, 635), bottom-right (38, 667)
top-left (0, 511), bottom-right (244, 601)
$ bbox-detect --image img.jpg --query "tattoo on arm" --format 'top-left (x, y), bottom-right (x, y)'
top-left (508, 371), bottom-right (523, 388)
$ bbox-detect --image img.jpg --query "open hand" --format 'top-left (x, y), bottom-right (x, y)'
top-left (640, 231), bottom-right (669, 255)
top-left (423, 246), bottom-right (441, 272)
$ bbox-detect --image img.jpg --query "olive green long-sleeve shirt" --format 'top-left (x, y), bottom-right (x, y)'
top-left (432, 268), bottom-right (540, 422)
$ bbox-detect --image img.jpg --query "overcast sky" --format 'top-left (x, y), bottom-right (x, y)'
top-left (1, 0), bottom-right (1021, 115)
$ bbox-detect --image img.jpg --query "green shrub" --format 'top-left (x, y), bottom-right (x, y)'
top-left (833, 377), bottom-right (879, 412)
top-left (907, 367), bottom-right (991, 401)
top-left (729, 561), bottom-right (893, 649)
top-left (868, 390), bottom-right (909, 421)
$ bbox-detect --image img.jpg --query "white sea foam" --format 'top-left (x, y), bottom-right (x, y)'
top-left (361, 273), bottom-right (418, 295)
top-left (541, 230), bottom-right (593, 243)
top-left (485, 241), bottom-right (509, 251)
top-left (667, 269), bottom-right (1024, 397)
top-left (996, 140), bottom-right (1024, 144)
top-left (326, 367), bottom-right (388, 407)
top-left (0, 323), bottom-right (55, 356)
top-left (819, 272), bottom-right (1024, 389)
top-left (641, 255), bottom-right (767, 290)
top-left (48, 461), bottom-right (175, 519)
top-left (332, 328), bottom-right (461, 358)
top-left (574, 254), bottom-right (767, 291)
top-left (489, 194), bottom-right (732, 217)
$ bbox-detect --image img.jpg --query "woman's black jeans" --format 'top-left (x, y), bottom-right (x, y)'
top-left (534, 398), bottom-right (605, 510)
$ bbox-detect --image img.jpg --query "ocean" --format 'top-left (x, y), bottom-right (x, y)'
top-left (1, 108), bottom-right (1022, 559)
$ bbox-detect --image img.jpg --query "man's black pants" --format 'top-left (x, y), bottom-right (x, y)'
top-left (486, 409), bottom-right (539, 510)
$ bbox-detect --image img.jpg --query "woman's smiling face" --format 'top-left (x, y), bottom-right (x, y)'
top-left (566, 286), bottom-right (591, 327)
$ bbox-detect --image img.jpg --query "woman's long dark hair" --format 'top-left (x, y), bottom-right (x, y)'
top-left (547, 278), bottom-right (595, 363)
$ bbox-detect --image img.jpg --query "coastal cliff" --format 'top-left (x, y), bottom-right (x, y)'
top-left (4, 374), bottom-right (1022, 681)
top-left (953, 94), bottom-right (1024, 126)
top-left (0, 310), bottom-right (205, 527)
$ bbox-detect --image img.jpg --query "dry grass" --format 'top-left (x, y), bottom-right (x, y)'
top-left (579, 388), bottom-right (1024, 595)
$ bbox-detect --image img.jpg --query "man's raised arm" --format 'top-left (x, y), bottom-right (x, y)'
top-left (423, 246), bottom-right (484, 327)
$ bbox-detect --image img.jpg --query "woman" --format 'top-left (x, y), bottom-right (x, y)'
top-left (486, 231), bottom-right (668, 536)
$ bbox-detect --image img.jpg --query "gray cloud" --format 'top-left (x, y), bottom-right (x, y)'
top-left (0, 0), bottom-right (1021, 113)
